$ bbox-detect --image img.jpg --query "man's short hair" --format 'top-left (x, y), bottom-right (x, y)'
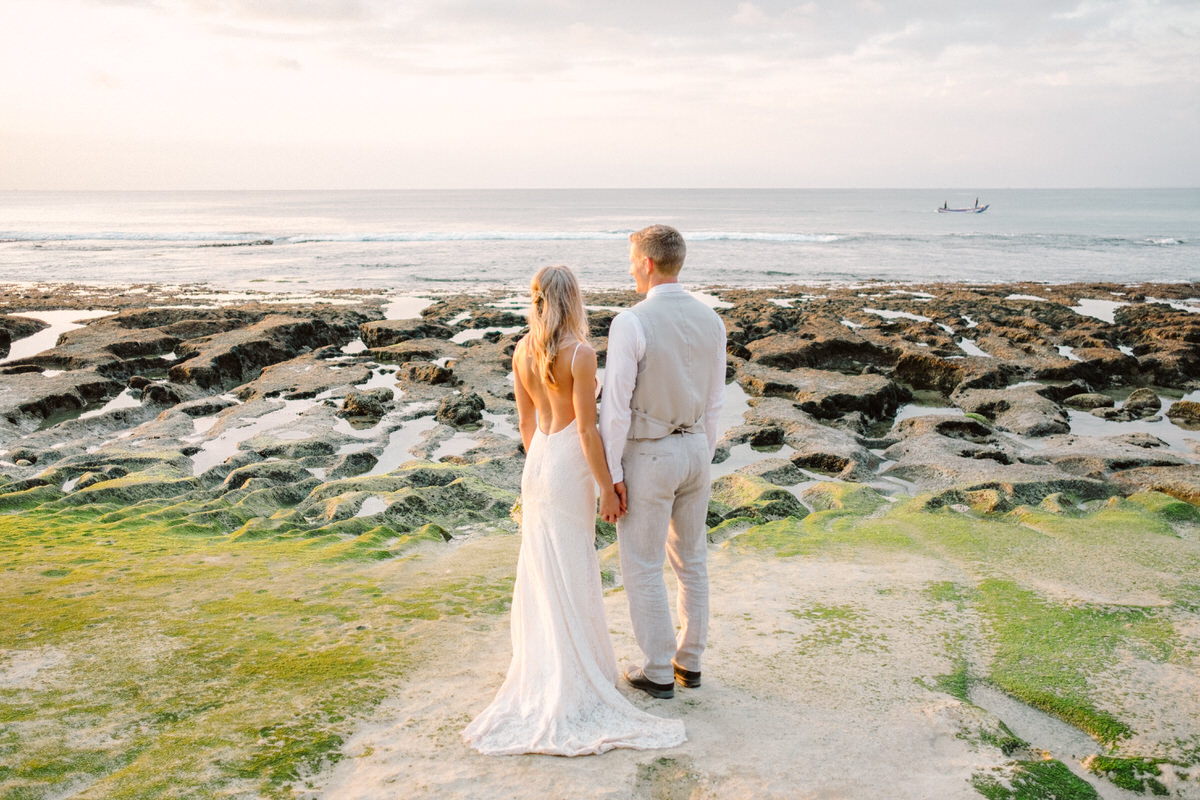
top-left (630, 224), bottom-right (686, 275)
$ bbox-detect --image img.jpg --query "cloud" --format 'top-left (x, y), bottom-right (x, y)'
top-left (5, 0), bottom-right (1199, 187)
top-left (732, 2), bottom-right (768, 26)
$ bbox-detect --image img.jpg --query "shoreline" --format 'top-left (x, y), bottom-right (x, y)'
top-left (1, 277), bottom-right (1199, 307)
top-left (2, 279), bottom-right (1200, 798)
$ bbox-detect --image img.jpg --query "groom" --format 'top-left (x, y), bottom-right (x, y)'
top-left (600, 224), bottom-right (726, 700)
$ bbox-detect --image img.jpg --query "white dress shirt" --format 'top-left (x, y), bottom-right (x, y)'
top-left (599, 284), bottom-right (726, 484)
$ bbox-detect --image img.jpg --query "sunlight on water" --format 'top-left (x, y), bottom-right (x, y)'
top-left (382, 296), bottom-right (435, 320)
top-left (0, 309), bottom-right (115, 364)
top-left (863, 308), bottom-right (932, 323)
top-left (450, 326), bottom-right (522, 344)
top-left (354, 496), bottom-right (389, 518)
top-left (1070, 298), bottom-right (1128, 324)
top-left (957, 338), bottom-right (990, 357)
top-left (188, 398), bottom-right (316, 475)
top-left (892, 403), bottom-right (964, 424)
top-left (78, 388), bottom-right (142, 420)
top-left (3, 189), bottom-right (1197, 290)
top-left (367, 416), bottom-right (440, 476)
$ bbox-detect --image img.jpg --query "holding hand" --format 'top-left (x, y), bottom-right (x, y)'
top-left (599, 486), bottom-right (624, 523)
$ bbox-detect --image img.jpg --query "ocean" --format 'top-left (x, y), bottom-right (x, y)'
top-left (1, 188), bottom-right (1197, 292)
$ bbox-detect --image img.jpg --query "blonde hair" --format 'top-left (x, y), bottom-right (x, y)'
top-left (528, 265), bottom-right (589, 386)
top-left (629, 224), bottom-right (686, 275)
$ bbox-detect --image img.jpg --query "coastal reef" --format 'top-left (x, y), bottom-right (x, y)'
top-left (2, 281), bottom-right (1200, 799)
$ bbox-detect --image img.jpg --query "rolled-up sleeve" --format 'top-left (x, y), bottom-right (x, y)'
top-left (599, 311), bottom-right (642, 484)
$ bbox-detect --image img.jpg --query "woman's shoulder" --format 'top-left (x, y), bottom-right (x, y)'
top-left (562, 338), bottom-right (595, 358)
top-left (566, 340), bottom-right (597, 373)
top-left (513, 334), bottom-right (532, 358)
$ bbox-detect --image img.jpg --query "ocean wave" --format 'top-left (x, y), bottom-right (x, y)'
top-left (0, 231), bottom-right (263, 243)
top-left (0, 229), bottom-right (846, 245)
top-left (284, 231), bottom-right (628, 243)
top-left (933, 232), bottom-right (1192, 249)
top-left (289, 231), bottom-right (847, 244)
top-left (0, 229), bottom-right (1186, 252)
top-left (688, 232), bottom-right (844, 243)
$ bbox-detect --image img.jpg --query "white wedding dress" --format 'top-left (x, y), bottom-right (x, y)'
top-left (463, 419), bottom-right (686, 756)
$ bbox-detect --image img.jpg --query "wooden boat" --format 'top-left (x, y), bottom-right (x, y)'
top-left (938, 202), bottom-right (989, 213)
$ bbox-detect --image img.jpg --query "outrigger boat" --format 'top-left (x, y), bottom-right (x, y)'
top-left (938, 199), bottom-right (988, 213)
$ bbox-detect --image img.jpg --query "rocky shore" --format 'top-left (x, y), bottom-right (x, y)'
top-left (2, 281), bottom-right (1198, 525)
top-left (3, 280), bottom-right (1200, 799)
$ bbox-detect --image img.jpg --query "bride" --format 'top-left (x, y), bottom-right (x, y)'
top-left (463, 265), bottom-right (686, 756)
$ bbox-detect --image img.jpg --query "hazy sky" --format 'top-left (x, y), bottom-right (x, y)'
top-left (2, 0), bottom-right (1198, 189)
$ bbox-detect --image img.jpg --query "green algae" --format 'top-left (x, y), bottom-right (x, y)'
top-left (925, 580), bottom-right (975, 607)
top-left (725, 517), bottom-right (811, 557)
top-left (802, 481), bottom-right (888, 515)
top-left (0, 484), bottom-right (64, 512)
top-left (787, 603), bottom-right (888, 655)
top-left (726, 502), bottom-right (916, 558)
top-left (391, 576), bottom-right (515, 619)
top-left (973, 760), bottom-right (1100, 800)
top-left (53, 467), bottom-right (200, 507)
top-left (0, 504), bottom-right (487, 799)
top-left (931, 659), bottom-right (972, 703)
top-left (707, 473), bottom-right (807, 526)
top-left (1086, 755), bottom-right (1172, 795)
top-left (1124, 490), bottom-right (1200, 524)
top-left (976, 578), bottom-right (1175, 745)
top-left (726, 496), bottom-right (1198, 761)
top-left (5, 441), bottom-right (1199, 797)
top-left (632, 755), bottom-right (706, 799)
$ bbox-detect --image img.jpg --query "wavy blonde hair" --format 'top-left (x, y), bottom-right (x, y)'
top-left (528, 265), bottom-right (589, 387)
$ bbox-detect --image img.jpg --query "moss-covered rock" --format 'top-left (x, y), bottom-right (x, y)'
top-left (1037, 492), bottom-right (1080, 516)
top-left (708, 473), bottom-right (807, 524)
top-left (329, 450), bottom-right (378, 479)
top-left (1124, 490), bottom-right (1200, 523)
top-left (1110, 465), bottom-right (1200, 505)
top-left (57, 466), bottom-right (200, 506)
top-left (1166, 399), bottom-right (1200, 423)
top-left (801, 481), bottom-right (887, 515)
top-left (923, 478), bottom-right (1115, 514)
top-left (0, 481), bottom-right (63, 510)
top-left (221, 460), bottom-right (314, 492)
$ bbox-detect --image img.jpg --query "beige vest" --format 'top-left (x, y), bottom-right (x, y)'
top-left (627, 291), bottom-right (725, 440)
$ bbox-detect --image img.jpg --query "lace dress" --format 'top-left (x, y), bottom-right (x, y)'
top-left (463, 419), bottom-right (686, 756)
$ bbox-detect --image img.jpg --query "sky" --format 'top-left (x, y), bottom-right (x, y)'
top-left (1, 0), bottom-right (1198, 190)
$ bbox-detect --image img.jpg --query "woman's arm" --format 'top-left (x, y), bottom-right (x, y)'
top-left (571, 344), bottom-right (623, 523)
top-left (513, 339), bottom-right (537, 453)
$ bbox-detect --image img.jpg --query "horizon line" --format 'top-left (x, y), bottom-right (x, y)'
top-left (2, 186), bottom-right (1199, 193)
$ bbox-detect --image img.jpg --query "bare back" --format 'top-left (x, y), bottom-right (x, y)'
top-left (514, 336), bottom-right (583, 436)
top-left (512, 332), bottom-right (619, 522)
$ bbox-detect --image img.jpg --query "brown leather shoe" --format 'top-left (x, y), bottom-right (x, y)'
top-left (672, 661), bottom-right (701, 688)
top-left (623, 666), bottom-right (675, 699)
